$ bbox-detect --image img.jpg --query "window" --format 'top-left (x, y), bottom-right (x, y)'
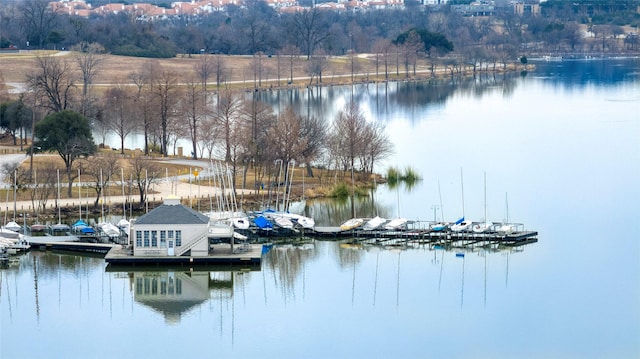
top-left (151, 278), bottom-right (158, 295)
top-left (160, 231), bottom-right (166, 247)
top-left (176, 278), bottom-right (182, 295)
top-left (136, 231), bottom-right (142, 247)
top-left (160, 278), bottom-right (167, 295)
top-left (143, 231), bottom-right (150, 247)
top-left (168, 230), bottom-right (174, 239)
top-left (176, 230), bottom-right (182, 247)
top-left (151, 231), bottom-right (157, 247)
top-left (135, 277), bottom-right (143, 294)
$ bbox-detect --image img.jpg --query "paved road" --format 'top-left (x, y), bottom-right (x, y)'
top-left (0, 153), bottom-right (28, 186)
top-left (0, 154), bottom-right (252, 218)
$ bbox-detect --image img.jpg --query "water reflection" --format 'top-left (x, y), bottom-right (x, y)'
top-left (254, 73), bottom-right (522, 121)
top-left (263, 243), bottom-right (317, 301)
top-left (129, 271), bottom-right (213, 324)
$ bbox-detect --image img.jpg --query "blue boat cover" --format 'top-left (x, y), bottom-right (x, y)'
top-left (73, 220), bottom-right (89, 227)
top-left (253, 216), bottom-right (273, 229)
top-left (80, 227), bottom-right (95, 234)
top-left (455, 217), bottom-right (465, 225)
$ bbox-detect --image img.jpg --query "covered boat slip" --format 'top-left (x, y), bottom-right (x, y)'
top-left (104, 243), bottom-right (263, 267)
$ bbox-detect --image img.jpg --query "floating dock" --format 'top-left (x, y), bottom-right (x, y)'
top-left (104, 243), bottom-right (263, 267)
top-left (311, 226), bottom-right (538, 247)
top-left (27, 237), bottom-right (116, 254)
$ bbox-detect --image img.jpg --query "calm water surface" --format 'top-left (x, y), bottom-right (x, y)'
top-left (2, 58), bottom-right (639, 358)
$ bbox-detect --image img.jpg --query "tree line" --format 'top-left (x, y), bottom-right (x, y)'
top-left (1, 0), bottom-right (638, 58)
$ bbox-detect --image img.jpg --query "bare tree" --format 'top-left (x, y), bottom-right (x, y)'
top-left (299, 114), bottom-right (326, 178)
top-left (29, 163), bottom-right (58, 216)
top-left (372, 39), bottom-right (391, 79)
top-left (305, 49), bottom-right (329, 85)
top-left (148, 64), bottom-right (179, 156)
top-left (397, 31), bottom-right (423, 77)
top-left (198, 117), bottom-right (219, 160)
top-left (103, 86), bottom-right (138, 154)
top-left (180, 76), bottom-right (206, 159)
top-left (80, 155), bottom-right (119, 208)
top-left (279, 44), bottom-right (300, 84)
top-left (128, 156), bottom-right (160, 205)
top-left (19, 0), bottom-right (57, 49)
top-left (92, 103), bottom-right (109, 148)
top-left (240, 97), bottom-right (275, 166)
top-left (289, 8), bottom-right (329, 59)
top-left (266, 106), bottom-right (306, 178)
top-left (73, 42), bottom-right (105, 117)
top-left (27, 54), bottom-right (76, 113)
top-left (195, 53), bottom-right (214, 91)
top-left (129, 68), bottom-right (155, 155)
top-left (213, 89), bottom-right (243, 162)
top-left (252, 52), bottom-right (267, 88)
top-left (213, 55), bottom-right (228, 88)
top-left (359, 121), bottom-right (393, 174)
top-left (329, 101), bottom-right (368, 174)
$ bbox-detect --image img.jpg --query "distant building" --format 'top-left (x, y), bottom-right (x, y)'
top-left (514, 1), bottom-right (540, 15)
top-left (422, 0), bottom-right (448, 5)
top-left (451, 2), bottom-right (496, 17)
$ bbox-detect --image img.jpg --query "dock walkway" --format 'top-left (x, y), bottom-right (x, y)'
top-left (311, 226), bottom-right (538, 247)
top-left (104, 243), bottom-right (262, 267)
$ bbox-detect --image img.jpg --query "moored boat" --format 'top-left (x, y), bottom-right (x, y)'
top-left (430, 223), bottom-right (448, 232)
top-left (451, 218), bottom-right (473, 232)
top-left (384, 218), bottom-right (408, 230)
top-left (4, 221), bottom-right (21, 232)
top-left (340, 218), bottom-right (364, 231)
top-left (472, 222), bottom-right (493, 233)
top-left (29, 224), bottom-right (49, 236)
top-left (362, 216), bottom-right (387, 231)
top-left (207, 221), bottom-right (234, 239)
top-left (253, 216), bottom-right (274, 230)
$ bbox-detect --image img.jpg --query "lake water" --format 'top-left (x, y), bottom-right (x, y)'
top-left (2, 58), bottom-right (639, 358)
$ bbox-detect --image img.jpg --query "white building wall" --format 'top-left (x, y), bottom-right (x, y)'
top-left (133, 223), bottom-right (208, 256)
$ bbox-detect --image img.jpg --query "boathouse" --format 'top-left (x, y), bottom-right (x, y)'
top-left (132, 196), bottom-right (210, 257)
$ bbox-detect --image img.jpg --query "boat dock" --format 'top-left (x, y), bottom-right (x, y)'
top-left (104, 243), bottom-right (263, 267)
top-left (311, 225), bottom-right (538, 247)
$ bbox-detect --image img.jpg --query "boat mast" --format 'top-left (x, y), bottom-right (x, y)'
top-left (57, 169), bottom-right (61, 224)
top-left (483, 172), bottom-right (487, 224)
top-left (438, 180), bottom-right (444, 222)
top-left (460, 168), bottom-right (465, 218)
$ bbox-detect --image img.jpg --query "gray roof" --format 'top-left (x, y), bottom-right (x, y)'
top-left (135, 204), bottom-right (209, 225)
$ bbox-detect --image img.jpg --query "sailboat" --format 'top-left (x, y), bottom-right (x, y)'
top-left (451, 217), bottom-right (473, 232)
top-left (498, 193), bottom-right (515, 235)
top-left (3, 221), bottom-right (21, 232)
top-left (472, 172), bottom-right (493, 233)
top-left (451, 170), bottom-right (472, 232)
top-left (203, 161), bottom-right (250, 231)
top-left (384, 217), bottom-right (408, 230)
top-left (362, 216), bottom-right (387, 231)
top-left (340, 218), bottom-right (364, 231)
